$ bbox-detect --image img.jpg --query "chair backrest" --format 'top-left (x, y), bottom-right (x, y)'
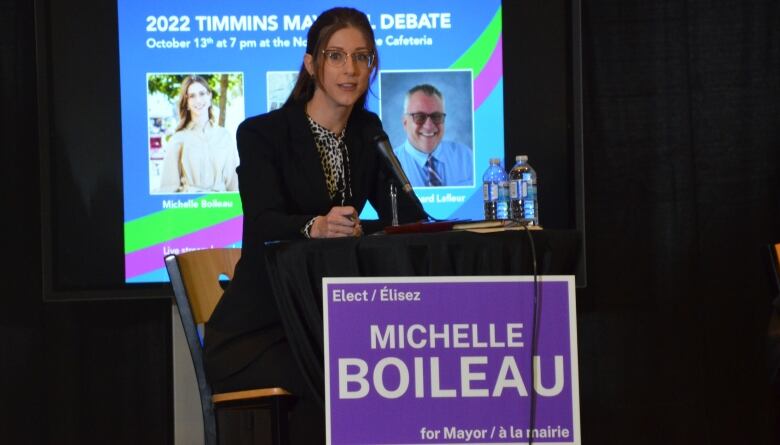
top-left (172, 248), bottom-right (242, 324)
top-left (165, 247), bottom-right (241, 445)
top-left (774, 244), bottom-right (780, 275)
top-left (772, 243), bottom-right (780, 298)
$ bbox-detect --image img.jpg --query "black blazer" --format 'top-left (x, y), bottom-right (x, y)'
top-left (204, 102), bottom-right (425, 383)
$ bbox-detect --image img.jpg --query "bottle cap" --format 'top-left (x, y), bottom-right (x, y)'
top-left (489, 158), bottom-right (501, 164)
top-left (516, 155), bottom-right (528, 162)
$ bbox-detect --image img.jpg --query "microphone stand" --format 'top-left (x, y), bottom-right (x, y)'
top-left (390, 184), bottom-right (399, 227)
top-left (388, 178), bottom-right (440, 224)
top-left (369, 126), bottom-right (442, 224)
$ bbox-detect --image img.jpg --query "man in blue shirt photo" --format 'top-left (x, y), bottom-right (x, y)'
top-left (393, 84), bottom-right (474, 187)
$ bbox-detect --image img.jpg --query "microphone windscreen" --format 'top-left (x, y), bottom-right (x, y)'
top-left (363, 122), bottom-right (389, 144)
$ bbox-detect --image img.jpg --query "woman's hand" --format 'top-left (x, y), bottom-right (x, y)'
top-left (309, 206), bottom-right (362, 238)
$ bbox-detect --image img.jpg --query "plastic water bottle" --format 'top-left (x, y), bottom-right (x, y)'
top-left (509, 155), bottom-right (539, 225)
top-left (497, 172), bottom-right (509, 220)
top-left (482, 158), bottom-right (509, 220)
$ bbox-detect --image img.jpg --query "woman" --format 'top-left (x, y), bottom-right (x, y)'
top-left (203, 7), bottom-right (426, 444)
top-left (158, 75), bottom-right (239, 193)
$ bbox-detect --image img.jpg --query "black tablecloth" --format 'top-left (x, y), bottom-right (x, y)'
top-left (264, 229), bottom-right (581, 404)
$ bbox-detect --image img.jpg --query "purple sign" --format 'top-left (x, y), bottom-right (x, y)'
top-left (323, 276), bottom-right (580, 445)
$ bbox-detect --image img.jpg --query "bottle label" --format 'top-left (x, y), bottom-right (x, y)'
top-left (520, 173), bottom-right (535, 198)
top-left (509, 179), bottom-right (521, 199)
top-left (498, 181), bottom-right (509, 201)
top-left (526, 184), bottom-right (536, 199)
top-left (483, 183), bottom-right (498, 202)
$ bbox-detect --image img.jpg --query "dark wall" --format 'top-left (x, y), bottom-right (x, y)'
top-left (0, 1), bottom-right (172, 443)
top-left (1, 1), bottom-right (779, 445)
top-left (578, 1), bottom-right (780, 443)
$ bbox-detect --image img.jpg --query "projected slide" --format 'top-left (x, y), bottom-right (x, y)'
top-left (118, 0), bottom-right (504, 283)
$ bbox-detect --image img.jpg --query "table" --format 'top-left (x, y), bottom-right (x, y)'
top-left (264, 229), bottom-right (581, 403)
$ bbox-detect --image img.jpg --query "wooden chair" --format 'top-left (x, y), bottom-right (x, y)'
top-left (772, 243), bottom-right (780, 293)
top-left (769, 243), bottom-right (780, 337)
top-left (769, 243), bottom-right (780, 436)
top-left (165, 248), bottom-right (291, 445)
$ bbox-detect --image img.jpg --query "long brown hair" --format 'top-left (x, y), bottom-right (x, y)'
top-left (284, 7), bottom-right (378, 110)
top-left (176, 75), bottom-right (214, 131)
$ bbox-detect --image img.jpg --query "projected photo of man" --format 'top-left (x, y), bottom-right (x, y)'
top-left (382, 71), bottom-right (474, 187)
top-left (150, 73), bottom-right (243, 194)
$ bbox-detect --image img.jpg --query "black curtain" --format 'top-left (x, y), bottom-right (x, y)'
top-left (1, 0), bottom-right (778, 443)
top-left (0, 1), bottom-right (172, 444)
top-left (578, 1), bottom-right (780, 443)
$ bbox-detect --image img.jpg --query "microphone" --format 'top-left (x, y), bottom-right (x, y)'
top-left (365, 124), bottom-right (437, 223)
top-left (368, 128), bottom-right (415, 195)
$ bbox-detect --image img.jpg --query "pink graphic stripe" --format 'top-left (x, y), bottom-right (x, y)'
top-left (125, 216), bottom-right (243, 278)
top-left (473, 36), bottom-right (503, 110)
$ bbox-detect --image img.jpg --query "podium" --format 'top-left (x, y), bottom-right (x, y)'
top-left (263, 229), bottom-right (581, 404)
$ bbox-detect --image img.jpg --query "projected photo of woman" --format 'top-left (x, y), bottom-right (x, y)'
top-left (155, 74), bottom-right (241, 193)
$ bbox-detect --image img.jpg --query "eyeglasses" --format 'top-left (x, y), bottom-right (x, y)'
top-left (406, 112), bottom-right (446, 125)
top-left (321, 49), bottom-right (375, 68)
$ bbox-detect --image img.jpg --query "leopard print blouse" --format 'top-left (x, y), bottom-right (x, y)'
top-left (306, 115), bottom-right (352, 205)
top-left (301, 115), bottom-right (353, 238)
